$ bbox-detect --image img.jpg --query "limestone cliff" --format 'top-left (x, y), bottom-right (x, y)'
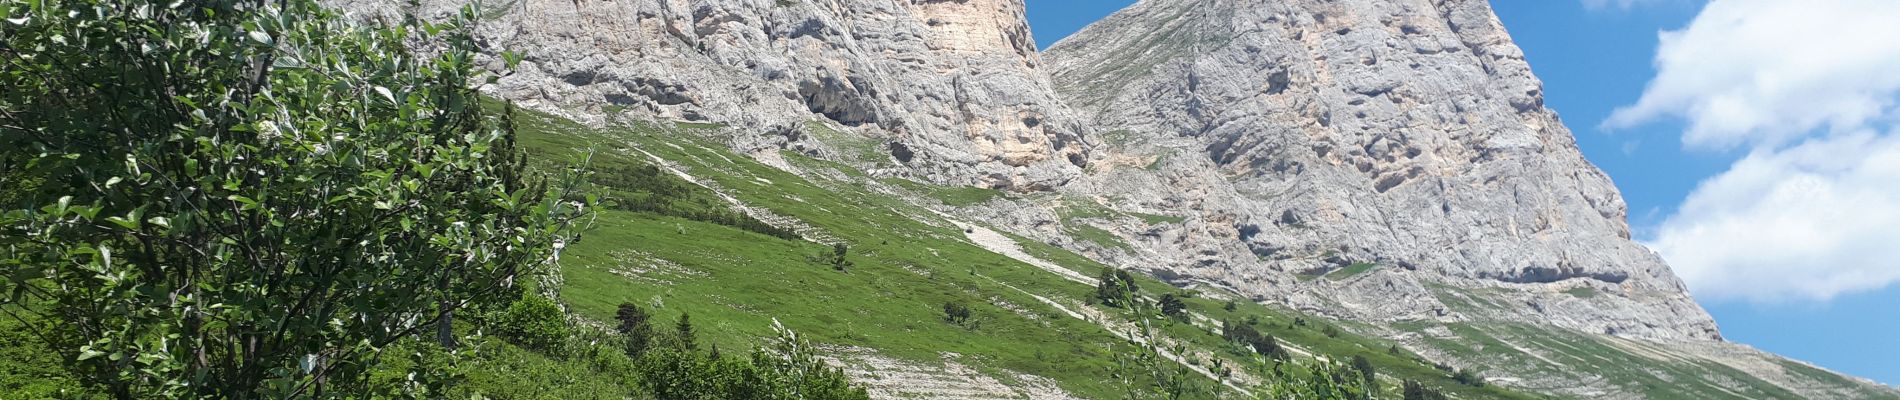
top-left (333, 0), bottom-right (1088, 190)
top-left (1039, 0), bottom-right (1718, 341)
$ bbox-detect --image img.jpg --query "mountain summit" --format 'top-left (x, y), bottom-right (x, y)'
top-left (1043, 0), bottom-right (1715, 340)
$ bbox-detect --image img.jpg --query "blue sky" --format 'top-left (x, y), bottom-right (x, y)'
top-left (1028, 0), bottom-right (1900, 387)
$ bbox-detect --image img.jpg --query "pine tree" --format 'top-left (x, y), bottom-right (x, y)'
top-left (616, 303), bottom-right (655, 357)
top-left (1159, 294), bottom-right (1188, 319)
top-left (1351, 355), bottom-right (1377, 387)
top-left (675, 312), bottom-right (698, 351)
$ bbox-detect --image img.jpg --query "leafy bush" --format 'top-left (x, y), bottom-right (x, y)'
top-left (1094, 267), bottom-right (1142, 307)
top-left (1257, 359), bottom-right (1373, 400)
top-left (1403, 380), bottom-right (1450, 400)
top-left (494, 296), bottom-right (571, 352)
top-left (1159, 294), bottom-right (1188, 319)
top-left (1453, 368), bottom-right (1486, 387)
top-left (0, 0), bottom-right (588, 397)
top-left (943, 301), bottom-right (973, 325)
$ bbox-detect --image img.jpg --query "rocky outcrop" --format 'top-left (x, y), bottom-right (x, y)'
top-left (1040, 0), bottom-right (1719, 340)
top-left (331, 0), bottom-right (1087, 190)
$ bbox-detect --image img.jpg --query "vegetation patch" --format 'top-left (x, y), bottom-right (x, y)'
top-left (1067, 224), bottom-right (1133, 250)
top-left (1327, 263), bottom-right (1381, 280)
top-left (1135, 212), bottom-right (1187, 225)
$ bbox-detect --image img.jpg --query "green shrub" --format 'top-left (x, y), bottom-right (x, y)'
top-left (0, 0), bottom-right (588, 396)
top-left (495, 296), bottom-right (571, 352)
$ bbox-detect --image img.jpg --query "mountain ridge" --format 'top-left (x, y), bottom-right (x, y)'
top-left (323, 0), bottom-right (1900, 398)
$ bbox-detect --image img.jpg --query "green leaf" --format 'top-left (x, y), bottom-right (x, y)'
top-left (227, 195), bottom-right (259, 210)
top-left (248, 30), bottom-right (272, 45)
top-left (502, 50), bottom-right (523, 69)
top-left (374, 86), bottom-right (395, 104)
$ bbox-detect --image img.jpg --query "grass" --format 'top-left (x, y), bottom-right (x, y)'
top-left (507, 106), bottom-right (1566, 399)
top-left (880, 177), bottom-right (1007, 207)
top-left (1326, 263), bottom-right (1379, 281)
top-left (513, 107), bottom-right (1194, 398)
top-left (1563, 286), bottom-right (1600, 299)
top-left (806, 119), bottom-right (888, 165)
top-left (1134, 212), bottom-right (1186, 225)
top-left (1067, 224), bottom-right (1132, 250)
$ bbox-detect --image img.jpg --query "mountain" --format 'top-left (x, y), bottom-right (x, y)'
top-left (1042, 0), bottom-right (1711, 348)
top-left (313, 0), bottom-right (1899, 398)
top-left (335, 0), bottom-right (1087, 190)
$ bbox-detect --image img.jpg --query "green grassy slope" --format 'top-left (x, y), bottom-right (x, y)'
top-left (507, 107), bottom-right (1551, 399)
top-left (21, 103), bottom-right (1860, 400)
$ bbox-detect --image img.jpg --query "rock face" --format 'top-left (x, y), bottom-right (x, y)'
top-left (332, 0), bottom-right (1087, 190)
top-left (1041, 0), bottom-right (1720, 340)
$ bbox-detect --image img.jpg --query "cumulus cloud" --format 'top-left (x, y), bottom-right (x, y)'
top-left (1606, 0), bottom-right (1900, 149)
top-left (1649, 132), bottom-right (1900, 302)
top-left (1617, 0), bottom-right (1900, 303)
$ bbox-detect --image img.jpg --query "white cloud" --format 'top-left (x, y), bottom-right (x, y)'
top-left (1606, 0), bottom-right (1900, 150)
top-left (1617, 0), bottom-right (1900, 303)
top-left (1648, 132), bottom-right (1900, 302)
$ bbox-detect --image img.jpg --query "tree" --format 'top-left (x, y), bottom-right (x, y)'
top-left (616, 302), bottom-right (655, 357)
top-left (1403, 380), bottom-right (1449, 400)
top-left (1223, 300), bottom-right (1238, 312)
top-left (1159, 294), bottom-right (1187, 319)
top-left (942, 301), bottom-right (972, 325)
top-left (825, 243), bottom-right (853, 271)
top-left (675, 312), bottom-right (698, 351)
top-left (1452, 368), bottom-right (1485, 387)
top-left (1115, 269), bottom-right (1142, 294)
top-left (1350, 354), bottom-right (1377, 388)
top-left (1095, 267), bottom-right (1144, 307)
top-left (1252, 334), bottom-right (1292, 361)
top-left (0, 0), bottom-right (587, 397)
top-left (1095, 267), bottom-right (1128, 306)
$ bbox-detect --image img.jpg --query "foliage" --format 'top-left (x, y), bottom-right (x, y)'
top-left (1095, 267), bottom-right (1143, 307)
top-left (494, 296), bottom-right (570, 352)
top-left (1452, 368), bottom-right (1485, 387)
top-left (1223, 320), bottom-right (1291, 361)
top-left (630, 318), bottom-right (869, 400)
top-left (614, 302), bottom-right (655, 358)
top-left (0, 0), bottom-right (589, 397)
top-left (673, 312), bottom-right (698, 351)
top-left (1402, 380), bottom-right (1449, 400)
top-left (1159, 294), bottom-right (1188, 320)
top-left (587, 162), bottom-right (798, 240)
top-left (942, 301), bottom-right (972, 325)
top-left (1350, 355), bottom-right (1377, 388)
top-left (1255, 359), bottom-right (1372, 400)
top-left (827, 243), bottom-right (853, 272)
